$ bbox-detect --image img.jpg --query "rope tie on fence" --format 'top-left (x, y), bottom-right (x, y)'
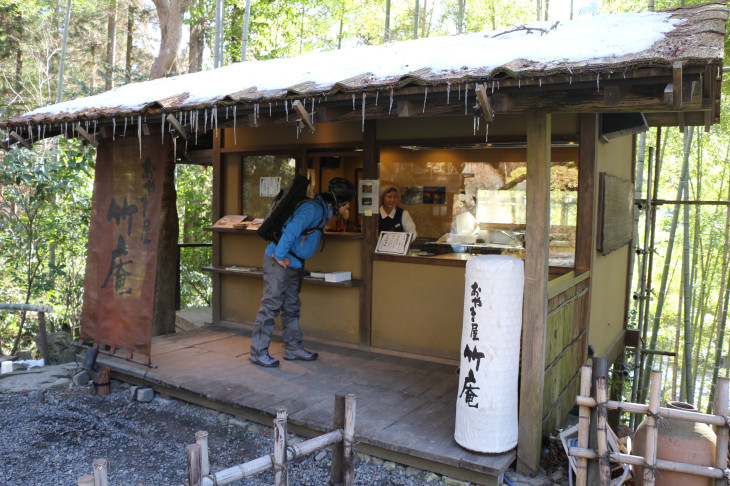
top-left (724, 468), bottom-right (730, 484)
top-left (205, 473), bottom-right (219, 486)
top-left (723, 414), bottom-right (730, 429)
top-left (272, 461), bottom-right (287, 476)
top-left (286, 445), bottom-right (300, 461)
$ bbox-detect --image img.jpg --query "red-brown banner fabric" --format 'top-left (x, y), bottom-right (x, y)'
top-left (81, 136), bottom-right (169, 357)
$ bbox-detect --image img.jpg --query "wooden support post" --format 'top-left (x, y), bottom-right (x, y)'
top-left (575, 365), bottom-right (592, 486)
top-left (187, 443), bottom-right (202, 486)
top-left (273, 415), bottom-right (288, 486)
top-left (329, 392), bottom-right (347, 485)
top-left (78, 475), bottom-right (94, 486)
top-left (343, 394), bottom-right (356, 486)
top-left (643, 369), bottom-right (662, 486)
top-left (166, 114), bottom-right (189, 140)
top-left (713, 377), bottom-right (729, 486)
top-left (517, 110), bottom-right (551, 477)
top-left (595, 375), bottom-right (611, 486)
top-left (37, 311), bottom-right (51, 365)
top-left (195, 431), bottom-right (209, 478)
top-left (92, 458), bottom-right (109, 486)
top-left (93, 366), bottom-right (111, 396)
top-left (474, 84), bottom-right (494, 123)
top-left (292, 100), bottom-right (316, 132)
top-left (672, 61), bottom-right (683, 109)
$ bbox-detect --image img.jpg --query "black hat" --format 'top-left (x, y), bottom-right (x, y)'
top-left (328, 177), bottom-right (356, 205)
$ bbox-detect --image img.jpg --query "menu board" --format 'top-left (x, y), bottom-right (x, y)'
top-left (375, 231), bottom-right (413, 255)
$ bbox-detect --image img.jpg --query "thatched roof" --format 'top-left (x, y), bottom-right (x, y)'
top-left (0, 1), bottom-right (726, 133)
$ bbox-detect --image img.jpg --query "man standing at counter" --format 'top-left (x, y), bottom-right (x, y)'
top-left (249, 177), bottom-right (356, 367)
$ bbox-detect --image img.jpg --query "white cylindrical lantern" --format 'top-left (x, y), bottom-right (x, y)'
top-left (455, 255), bottom-right (524, 453)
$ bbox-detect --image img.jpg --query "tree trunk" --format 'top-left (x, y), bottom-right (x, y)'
top-left (150, 0), bottom-right (193, 80)
top-left (188, 0), bottom-right (205, 73)
top-left (413, 0), bottom-right (419, 39)
top-left (105, 0), bottom-right (117, 91)
top-left (384, 0), bottom-right (391, 40)
top-left (126, 3), bottom-right (134, 83)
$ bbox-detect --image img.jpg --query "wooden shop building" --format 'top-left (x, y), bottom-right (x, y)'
top-left (0, 2), bottom-right (726, 483)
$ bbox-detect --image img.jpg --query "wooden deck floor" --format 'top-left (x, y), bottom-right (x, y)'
top-left (98, 323), bottom-right (515, 485)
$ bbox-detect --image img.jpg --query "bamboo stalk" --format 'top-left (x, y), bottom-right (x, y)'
top-left (573, 396), bottom-right (728, 427)
top-left (195, 431), bottom-right (209, 477)
top-left (187, 444), bottom-right (202, 486)
top-left (575, 365), bottom-right (591, 486)
top-left (274, 417), bottom-right (287, 486)
top-left (713, 377), bottom-right (729, 486)
top-left (595, 376), bottom-right (611, 485)
top-left (92, 458), bottom-right (109, 486)
top-left (569, 447), bottom-right (729, 479)
top-left (343, 394), bottom-right (356, 486)
top-left (330, 392), bottom-right (346, 485)
top-left (643, 370), bottom-right (662, 486)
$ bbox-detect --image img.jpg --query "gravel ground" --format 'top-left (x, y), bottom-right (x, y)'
top-left (0, 367), bottom-right (565, 486)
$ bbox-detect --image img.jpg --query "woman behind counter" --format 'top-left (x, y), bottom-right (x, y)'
top-left (378, 185), bottom-right (417, 238)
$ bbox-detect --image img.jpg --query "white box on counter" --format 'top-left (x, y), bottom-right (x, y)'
top-left (324, 271), bottom-right (351, 282)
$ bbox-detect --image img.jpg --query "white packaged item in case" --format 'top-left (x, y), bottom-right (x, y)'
top-left (324, 271), bottom-right (351, 282)
top-left (455, 255), bottom-right (524, 453)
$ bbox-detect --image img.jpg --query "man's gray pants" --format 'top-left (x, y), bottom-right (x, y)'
top-left (250, 253), bottom-right (304, 357)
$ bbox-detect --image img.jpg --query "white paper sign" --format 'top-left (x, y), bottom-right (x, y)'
top-left (358, 179), bottom-right (379, 214)
top-left (260, 177), bottom-right (281, 197)
top-left (375, 231), bottom-right (413, 255)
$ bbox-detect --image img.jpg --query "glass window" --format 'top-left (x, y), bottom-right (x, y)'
top-left (378, 146), bottom-right (578, 267)
top-left (241, 154), bottom-right (296, 219)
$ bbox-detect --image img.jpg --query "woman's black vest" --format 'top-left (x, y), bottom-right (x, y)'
top-left (379, 207), bottom-right (405, 233)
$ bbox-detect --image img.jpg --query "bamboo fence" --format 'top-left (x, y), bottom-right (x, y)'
top-left (568, 365), bottom-right (730, 486)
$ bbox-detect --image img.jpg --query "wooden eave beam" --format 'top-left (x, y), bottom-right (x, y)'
top-left (9, 131), bottom-right (32, 149)
top-left (74, 125), bottom-right (99, 147)
top-left (475, 84), bottom-right (495, 123)
top-left (292, 99), bottom-right (316, 132)
top-left (673, 61), bottom-right (683, 109)
top-left (166, 114), bottom-right (189, 140)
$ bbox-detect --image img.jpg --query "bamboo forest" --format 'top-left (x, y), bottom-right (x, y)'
top-left (0, 0), bottom-right (729, 416)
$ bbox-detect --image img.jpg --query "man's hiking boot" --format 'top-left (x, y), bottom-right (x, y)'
top-left (284, 348), bottom-right (318, 361)
top-left (249, 353), bottom-right (280, 367)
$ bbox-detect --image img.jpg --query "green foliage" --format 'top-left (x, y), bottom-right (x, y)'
top-left (176, 164), bottom-right (213, 308)
top-left (0, 137), bottom-right (94, 353)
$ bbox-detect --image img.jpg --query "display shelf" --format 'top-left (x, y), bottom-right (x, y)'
top-left (202, 266), bottom-right (363, 288)
top-left (205, 227), bottom-right (364, 239)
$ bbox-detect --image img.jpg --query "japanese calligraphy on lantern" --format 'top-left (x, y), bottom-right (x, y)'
top-left (81, 137), bottom-right (168, 358)
top-left (459, 280), bottom-right (484, 408)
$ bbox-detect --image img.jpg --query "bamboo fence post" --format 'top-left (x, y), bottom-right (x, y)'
top-left (187, 443), bottom-right (202, 486)
top-left (596, 375), bottom-right (611, 486)
top-left (343, 394), bottom-right (356, 486)
top-left (92, 458), bottom-right (109, 486)
top-left (78, 474), bottom-right (94, 486)
top-left (575, 365), bottom-right (592, 486)
top-left (329, 392), bottom-right (346, 485)
top-left (274, 414), bottom-right (288, 486)
top-left (195, 431), bottom-right (209, 478)
top-left (643, 369), bottom-right (662, 486)
top-left (713, 377), bottom-right (729, 486)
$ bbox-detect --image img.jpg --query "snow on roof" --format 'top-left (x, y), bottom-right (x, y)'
top-left (4, 1), bottom-right (727, 127)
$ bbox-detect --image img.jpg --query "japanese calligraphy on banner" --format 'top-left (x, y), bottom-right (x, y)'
top-left (80, 136), bottom-right (169, 358)
top-left (454, 255), bottom-right (524, 453)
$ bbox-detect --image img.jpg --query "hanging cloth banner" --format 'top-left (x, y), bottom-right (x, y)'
top-left (80, 136), bottom-right (168, 358)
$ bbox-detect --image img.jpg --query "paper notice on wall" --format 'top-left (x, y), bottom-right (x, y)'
top-left (358, 179), bottom-right (379, 214)
top-left (260, 177), bottom-right (281, 197)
